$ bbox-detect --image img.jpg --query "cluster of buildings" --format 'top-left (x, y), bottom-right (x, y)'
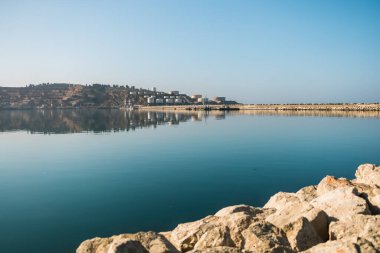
top-left (145, 89), bottom-right (188, 105)
top-left (0, 83), bottom-right (235, 109)
top-left (145, 88), bottom-right (228, 106)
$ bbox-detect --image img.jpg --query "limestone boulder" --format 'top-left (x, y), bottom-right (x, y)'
top-left (188, 246), bottom-right (241, 253)
top-left (329, 214), bottom-right (380, 249)
top-left (316, 175), bottom-right (380, 215)
top-left (295, 186), bottom-right (318, 202)
top-left (169, 205), bottom-right (259, 252)
top-left (301, 237), bottom-right (377, 253)
top-left (263, 192), bottom-right (301, 210)
top-left (266, 201), bottom-right (328, 242)
top-left (241, 220), bottom-right (293, 253)
top-left (355, 164), bottom-right (380, 187)
top-left (316, 176), bottom-right (353, 196)
top-left (169, 205), bottom-right (292, 252)
top-left (76, 231), bottom-right (179, 253)
top-left (169, 215), bottom-right (219, 252)
top-left (214, 205), bottom-right (260, 217)
top-left (354, 183), bottom-right (380, 215)
top-left (310, 187), bottom-right (370, 221)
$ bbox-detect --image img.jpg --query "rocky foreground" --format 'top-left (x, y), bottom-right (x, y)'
top-left (77, 164), bottom-right (380, 253)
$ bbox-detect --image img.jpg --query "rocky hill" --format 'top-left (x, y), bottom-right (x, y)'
top-left (0, 83), bottom-right (191, 109)
top-left (77, 163), bottom-right (380, 253)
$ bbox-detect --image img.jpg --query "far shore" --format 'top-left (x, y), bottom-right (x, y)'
top-left (139, 102), bottom-right (380, 112)
top-left (1, 103), bottom-right (379, 112)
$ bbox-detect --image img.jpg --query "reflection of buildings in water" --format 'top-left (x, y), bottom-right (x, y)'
top-left (214, 112), bottom-right (226, 120)
top-left (0, 109), bottom-right (378, 134)
top-left (0, 110), bottom-right (199, 134)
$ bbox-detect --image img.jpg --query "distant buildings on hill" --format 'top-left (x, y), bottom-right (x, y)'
top-left (0, 83), bottom-right (237, 109)
top-left (146, 90), bottom-right (232, 106)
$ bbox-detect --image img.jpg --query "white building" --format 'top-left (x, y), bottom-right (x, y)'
top-left (191, 94), bottom-right (202, 99)
top-left (165, 98), bottom-right (174, 104)
top-left (214, 97), bottom-right (226, 103)
top-left (147, 97), bottom-right (155, 104)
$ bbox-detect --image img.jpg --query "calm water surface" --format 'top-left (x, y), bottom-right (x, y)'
top-left (0, 109), bottom-right (379, 253)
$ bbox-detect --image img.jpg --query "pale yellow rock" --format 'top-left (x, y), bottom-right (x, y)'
top-left (169, 205), bottom-right (291, 252)
top-left (169, 215), bottom-right (218, 251)
top-left (214, 205), bottom-right (263, 217)
top-left (316, 176), bottom-right (353, 196)
top-left (263, 192), bottom-right (301, 210)
top-left (280, 217), bottom-right (322, 251)
top-left (266, 201), bottom-right (328, 242)
top-left (296, 186), bottom-right (318, 202)
top-left (316, 175), bottom-right (380, 214)
top-left (107, 239), bottom-right (148, 253)
top-left (329, 214), bottom-right (380, 249)
top-left (241, 220), bottom-right (293, 253)
top-left (189, 246), bottom-right (241, 253)
top-left (76, 232), bottom-right (178, 253)
top-left (310, 187), bottom-right (370, 221)
top-left (193, 226), bottom-right (235, 251)
top-left (301, 237), bottom-right (377, 253)
top-left (355, 164), bottom-right (380, 187)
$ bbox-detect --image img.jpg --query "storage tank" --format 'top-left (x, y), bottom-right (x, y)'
top-left (191, 94), bottom-right (202, 99)
top-left (147, 97), bottom-right (155, 104)
top-left (198, 98), bottom-right (209, 103)
top-left (214, 97), bottom-right (226, 103)
top-left (165, 98), bottom-right (174, 104)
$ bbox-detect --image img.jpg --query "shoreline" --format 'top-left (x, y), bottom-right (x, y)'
top-left (139, 103), bottom-right (380, 112)
top-left (1, 103), bottom-right (380, 111)
top-left (77, 163), bottom-right (380, 253)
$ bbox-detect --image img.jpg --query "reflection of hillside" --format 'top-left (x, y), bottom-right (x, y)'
top-left (0, 110), bottom-right (198, 134)
top-left (233, 110), bottom-right (380, 118)
top-left (0, 109), bottom-right (378, 134)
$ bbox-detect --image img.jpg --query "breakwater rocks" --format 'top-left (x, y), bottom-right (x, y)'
top-left (240, 103), bottom-right (380, 111)
top-left (140, 103), bottom-right (380, 112)
top-left (77, 164), bottom-right (380, 253)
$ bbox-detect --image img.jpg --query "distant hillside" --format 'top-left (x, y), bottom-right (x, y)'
top-left (0, 83), bottom-right (236, 109)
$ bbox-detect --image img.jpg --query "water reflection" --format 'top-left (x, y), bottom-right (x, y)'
top-left (0, 109), bottom-right (227, 134)
top-left (0, 109), bottom-right (379, 134)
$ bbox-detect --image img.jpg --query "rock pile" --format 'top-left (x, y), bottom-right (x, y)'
top-left (77, 163), bottom-right (380, 253)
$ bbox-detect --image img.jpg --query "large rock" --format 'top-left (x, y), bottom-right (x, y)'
top-left (264, 192), bottom-right (301, 210)
top-left (266, 201), bottom-right (328, 242)
top-left (316, 175), bottom-right (380, 214)
top-left (76, 231), bottom-right (179, 253)
top-left (281, 217), bottom-right (322, 251)
top-left (329, 214), bottom-right (380, 249)
top-left (168, 205), bottom-right (291, 252)
top-left (169, 215), bottom-right (220, 251)
top-left (355, 164), bottom-right (380, 187)
top-left (295, 186), bottom-right (318, 202)
top-left (301, 237), bottom-right (378, 253)
top-left (310, 187), bottom-right (370, 221)
top-left (241, 220), bottom-right (293, 252)
top-left (188, 246), bottom-right (241, 253)
top-left (316, 176), bottom-right (353, 196)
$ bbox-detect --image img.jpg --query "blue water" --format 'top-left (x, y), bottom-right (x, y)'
top-left (0, 110), bottom-right (379, 253)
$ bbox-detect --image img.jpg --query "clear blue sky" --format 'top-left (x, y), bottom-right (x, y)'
top-left (0, 0), bottom-right (379, 103)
